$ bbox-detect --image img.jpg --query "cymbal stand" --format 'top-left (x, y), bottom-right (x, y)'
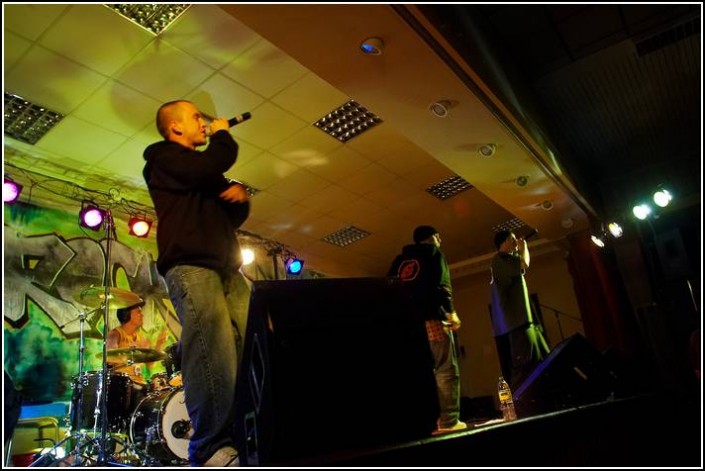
top-left (28, 308), bottom-right (98, 466)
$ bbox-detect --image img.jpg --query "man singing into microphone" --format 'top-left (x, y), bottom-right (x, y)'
top-left (489, 230), bottom-right (550, 390)
top-left (143, 100), bottom-right (249, 467)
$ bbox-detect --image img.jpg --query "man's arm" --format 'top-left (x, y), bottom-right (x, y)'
top-left (518, 238), bottom-right (530, 269)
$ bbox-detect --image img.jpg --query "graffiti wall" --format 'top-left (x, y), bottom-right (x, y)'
top-left (4, 202), bottom-right (195, 403)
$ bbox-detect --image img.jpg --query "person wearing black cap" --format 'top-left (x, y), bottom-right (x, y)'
top-left (106, 300), bottom-right (167, 385)
top-left (388, 225), bottom-right (466, 434)
top-left (490, 230), bottom-right (549, 390)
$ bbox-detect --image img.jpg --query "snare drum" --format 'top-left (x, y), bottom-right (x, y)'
top-left (130, 388), bottom-right (190, 464)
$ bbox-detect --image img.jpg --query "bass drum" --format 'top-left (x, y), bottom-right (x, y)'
top-left (130, 388), bottom-right (190, 464)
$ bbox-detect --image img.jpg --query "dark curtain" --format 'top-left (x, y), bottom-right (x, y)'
top-left (565, 230), bottom-right (650, 389)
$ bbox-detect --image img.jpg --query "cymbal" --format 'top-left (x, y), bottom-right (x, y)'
top-left (103, 347), bottom-right (167, 363)
top-left (74, 286), bottom-right (141, 309)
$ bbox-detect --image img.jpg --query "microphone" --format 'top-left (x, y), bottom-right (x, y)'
top-left (227, 112), bottom-right (252, 127)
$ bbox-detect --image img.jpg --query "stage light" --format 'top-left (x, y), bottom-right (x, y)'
top-left (653, 188), bottom-right (672, 208)
top-left (285, 257), bottom-right (304, 275)
top-left (591, 233), bottom-right (606, 248)
top-left (128, 217), bottom-right (152, 238)
top-left (607, 222), bottom-right (623, 238)
top-left (3, 178), bottom-right (23, 204)
top-left (79, 201), bottom-right (105, 231)
top-left (241, 248), bottom-right (255, 266)
top-left (632, 203), bottom-right (651, 220)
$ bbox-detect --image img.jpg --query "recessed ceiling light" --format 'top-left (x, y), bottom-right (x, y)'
top-left (313, 100), bottom-right (382, 143)
top-left (4, 92), bottom-right (64, 145)
top-left (426, 175), bottom-right (473, 200)
top-left (105, 4), bottom-right (190, 35)
top-left (322, 225), bottom-right (370, 247)
top-left (492, 217), bottom-right (526, 233)
top-left (429, 100), bottom-right (451, 118)
top-left (360, 37), bottom-right (384, 55)
top-left (515, 175), bottom-right (529, 187)
top-left (478, 144), bottom-right (496, 158)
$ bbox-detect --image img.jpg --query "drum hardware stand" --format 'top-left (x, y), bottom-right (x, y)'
top-left (29, 210), bottom-right (158, 467)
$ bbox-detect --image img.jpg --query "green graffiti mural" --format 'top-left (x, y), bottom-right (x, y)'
top-left (3, 202), bottom-right (179, 403)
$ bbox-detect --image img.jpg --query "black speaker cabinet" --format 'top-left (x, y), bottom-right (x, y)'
top-left (513, 333), bottom-right (618, 417)
top-left (233, 277), bottom-right (439, 465)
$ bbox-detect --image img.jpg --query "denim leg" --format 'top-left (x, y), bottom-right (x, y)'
top-left (429, 331), bottom-right (460, 428)
top-left (165, 265), bottom-right (238, 465)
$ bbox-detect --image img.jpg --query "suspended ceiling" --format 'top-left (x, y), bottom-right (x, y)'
top-left (4, 4), bottom-right (700, 277)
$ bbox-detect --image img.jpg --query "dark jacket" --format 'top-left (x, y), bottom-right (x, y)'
top-left (388, 243), bottom-right (455, 321)
top-left (143, 130), bottom-right (249, 277)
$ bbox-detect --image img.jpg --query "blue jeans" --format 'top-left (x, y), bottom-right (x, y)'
top-left (429, 329), bottom-right (460, 428)
top-left (165, 265), bottom-right (239, 465)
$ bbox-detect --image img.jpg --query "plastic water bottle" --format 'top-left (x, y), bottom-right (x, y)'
top-left (497, 376), bottom-right (517, 421)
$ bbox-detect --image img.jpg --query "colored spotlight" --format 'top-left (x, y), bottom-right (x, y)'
top-left (79, 202), bottom-right (105, 231)
top-left (591, 234), bottom-right (606, 248)
top-left (3, 178), bottom-right (22, 204)
top-left (607, 222), bottom-right (623, 238)
top-left (128, 217), bottom-right (152, 238)
top-left (285, 257), bottom-right (304, 275)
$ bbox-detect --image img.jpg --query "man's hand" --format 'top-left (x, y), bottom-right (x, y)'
top-left (219, 184), bottom-right (249, 203)
top-left (209, 117), bottom-right (229, 134)
top-left (444, 311), bottom-right (461, 331)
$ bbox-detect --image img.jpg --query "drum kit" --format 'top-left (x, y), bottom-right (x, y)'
top-left (32, 286), bottom-right (192, 467)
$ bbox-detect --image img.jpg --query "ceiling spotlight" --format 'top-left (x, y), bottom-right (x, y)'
top-left (541, 200), bottom-right (554, 211)
top-left (429, 100), bottom-right (451, 118)
top-left (632, 203), bottom-right (651, 220)
top-left (607, 222), bottom-right (623, 238)
top-left (653, 188), bottom-right (672, 208)
top-left (3, 178), bottom-right (23, 204)
top-left (79, 201), bottom-right (105, 231)
top-left (478, 144), bottom-right (496, 158)
top-left (591, 234), bottom-right (606, 248)
top-left (561, 218), bottom-right (574, 229)
top-left (360, 37), bottom-right (384, 55)
top-left (128, 217), bottom-right (153, 238)
top-left (285, 257), bottom-right (304, 275)
top-left (515, 175), bottom-right (529, 187)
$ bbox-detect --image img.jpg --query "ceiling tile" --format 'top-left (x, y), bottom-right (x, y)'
top-left (298, 184), bottom-right (359, 214)
top-left (4, 32), bottom-right (33, 71)
top-left (366, 177), bottom-right (425, 208)
top-left (228, 152), bottom-right (298, 190)
top-left (269, 126), bottom-right (343, 169)
top-left (295, 214), bottom-right (347, 240)
top-left (72, 80), bottom-right (161, 137)
top-left (247, 191), bottom-right (295, 222)
top-left (304, 145), bottom-right (371, 183)
top-left (260, 203), bottom-right (324, 235)
top-left (5, 45), bottom-right (108, 114)
top-left (345, 122), bottom-right (419, 161)
top-left (271, 72), bottom-right (350, 123)
top-left (403, 160), bottom-right (459, 190)
top-left (187, 72), bottom-right (266, 119)
top-left (265, 168), bottom-right (332, 201)
top-left (35, 116), bottom-right (128, 166)
top-left (333, 197), bottom-right (384, 227)
top-left (337, 162), bottom-right (398, 196)
top-left (3, 4), bottom-right (69, 41)
top-left (39, 4), bottom-right (153, 77)
top-left (232, 102), bottom-right (308, 149)
top-left (221, 38), bottom-right (309, 98)
top-left (377, 141), bottom-right (436, 177)
top-left (113, 40), bottom-right (215, 103)
top-left (92, 137), bottom-right (152, 183)
top-left (161, 5), bottom-right (261, 70)
top-left (228, 137), bottom-right (263, 168)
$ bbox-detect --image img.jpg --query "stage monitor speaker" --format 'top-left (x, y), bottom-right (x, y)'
top-left (513, 333), bottom-right (618, 417)
top-left (233, 277), bottom-right (439, 465)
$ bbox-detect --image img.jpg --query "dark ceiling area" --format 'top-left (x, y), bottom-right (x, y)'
top-left (419, 4), bottom-right (701, 223)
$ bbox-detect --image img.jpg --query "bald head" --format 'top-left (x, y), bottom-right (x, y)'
top-left (156, 100), bottom-right (189, 139)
